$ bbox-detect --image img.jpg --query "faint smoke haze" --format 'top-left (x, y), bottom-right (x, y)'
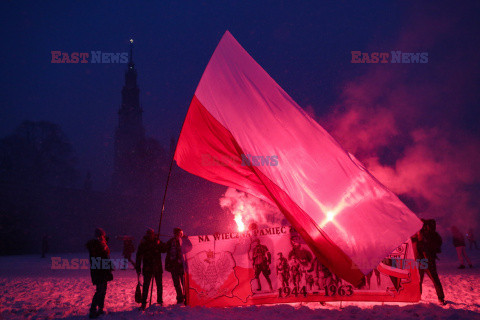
top-left (220, 1), bottom-right (480, 238)
top-left (219, 187), bottom-right (287, 230)
top-left (318, 1), bottom-right (480, 235)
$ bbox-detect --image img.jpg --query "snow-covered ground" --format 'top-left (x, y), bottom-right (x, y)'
top-left (1, 250), bottom-right (479, 319)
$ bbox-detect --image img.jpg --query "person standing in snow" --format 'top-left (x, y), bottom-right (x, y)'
top-left (86, 228), bottom-right (113, 318)
top-left (136, 228), bottom-right (166, 309)
top-left (466, 228), bottom-right (478, 250)
top-left (451, 226), bottom-right (473, 269)
top-left (413, 219), bottom-right (445, 305)
top-left (165, 227), bottom-right (186, 304)
top-left (116, 235), bottom-right (135, 268)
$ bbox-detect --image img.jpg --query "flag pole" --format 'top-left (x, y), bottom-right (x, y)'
top-left (157, 152), bottom-right (176, 234)
top-left (157, 95), bottom-right (195, 236)
top-left (154, 33), bottom-right (219, 237)
top-left (148, 98), bottom-right (193, 307)
top-left (148, 151), bottom-right (177, 307)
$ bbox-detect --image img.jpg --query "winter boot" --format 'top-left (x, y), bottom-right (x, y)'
top-left (89, 309), bottom-right (98, 319)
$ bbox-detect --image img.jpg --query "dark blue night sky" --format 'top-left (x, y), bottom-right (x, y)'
top-left (1, 1), bottom-right (407, 184)
top-left (1, 0), bottom-right (479, 233)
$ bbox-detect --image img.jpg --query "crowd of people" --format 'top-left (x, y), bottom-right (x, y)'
top-left (85, 227), bottom-right (186, 318)
top-left (84, 221), bottom-right (477, 316)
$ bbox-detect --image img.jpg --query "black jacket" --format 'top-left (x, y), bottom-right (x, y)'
top-left (452, 233), bottom-right (466, 247)
top-left (86, 238), bottom-right (113, 285)
top-left (416, 221), bottom-right (442, 259)
top-left (165, 238), bottom-right (184, 273)
top-left (135, 236), bottom-right (166, 275)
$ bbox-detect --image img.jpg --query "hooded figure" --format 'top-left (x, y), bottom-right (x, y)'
top-left (86, 227), bottom-right (113, 318)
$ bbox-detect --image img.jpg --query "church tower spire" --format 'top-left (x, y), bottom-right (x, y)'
top-left (111, 39), bottom-right (147, 195)
top-left (129, 38), bottom-right (134, 66)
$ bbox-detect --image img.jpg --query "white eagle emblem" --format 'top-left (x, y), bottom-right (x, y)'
top-left (189, 250), bottom-right (236, 297)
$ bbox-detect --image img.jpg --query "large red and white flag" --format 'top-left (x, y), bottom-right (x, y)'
top-left (174, 31), bottom-right (422, 286)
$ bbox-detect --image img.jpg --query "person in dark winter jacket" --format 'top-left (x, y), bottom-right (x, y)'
top-left (165, 228), bottom-right (185, 304)
top-left (451, 226), bottom-right (473, 269)
top-left (86, 228), bottom-right (113, 318)
top-left (466, 228), bottom-right (478, 250)
top-left (135, 228), bottom-right (166, 309)
top-left (413, 219), bottom-right (445, 305)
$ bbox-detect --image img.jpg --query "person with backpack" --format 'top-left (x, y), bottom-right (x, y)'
top-left (451, 226), bottom-right (473, 269)
top-left (413, 219), bottom-right (445, 305)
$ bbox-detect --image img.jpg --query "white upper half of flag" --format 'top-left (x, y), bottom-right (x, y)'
top-left (192, 31), bottom-right (422, 273)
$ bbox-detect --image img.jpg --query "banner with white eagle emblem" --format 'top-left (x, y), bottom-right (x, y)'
top-left (183, 226), bottom-right (421, 307)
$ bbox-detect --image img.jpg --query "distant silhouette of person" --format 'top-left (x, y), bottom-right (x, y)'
top-left (451, 226), bottom-right (473, 269)
top-left (165, 228), bottom-right (186, 304)
top-left (116, 235), bottom-right (135, 268)
top-left (136, 228), bottom-right (166, 309)
top-left (41, 234), bottom-right (50, 258)
top-left (413, 219), bottom-right (445, 305)
top-left (466, 228), bottom-right (478, 250)
top-left (86, 228), bottom-right (113, 318)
